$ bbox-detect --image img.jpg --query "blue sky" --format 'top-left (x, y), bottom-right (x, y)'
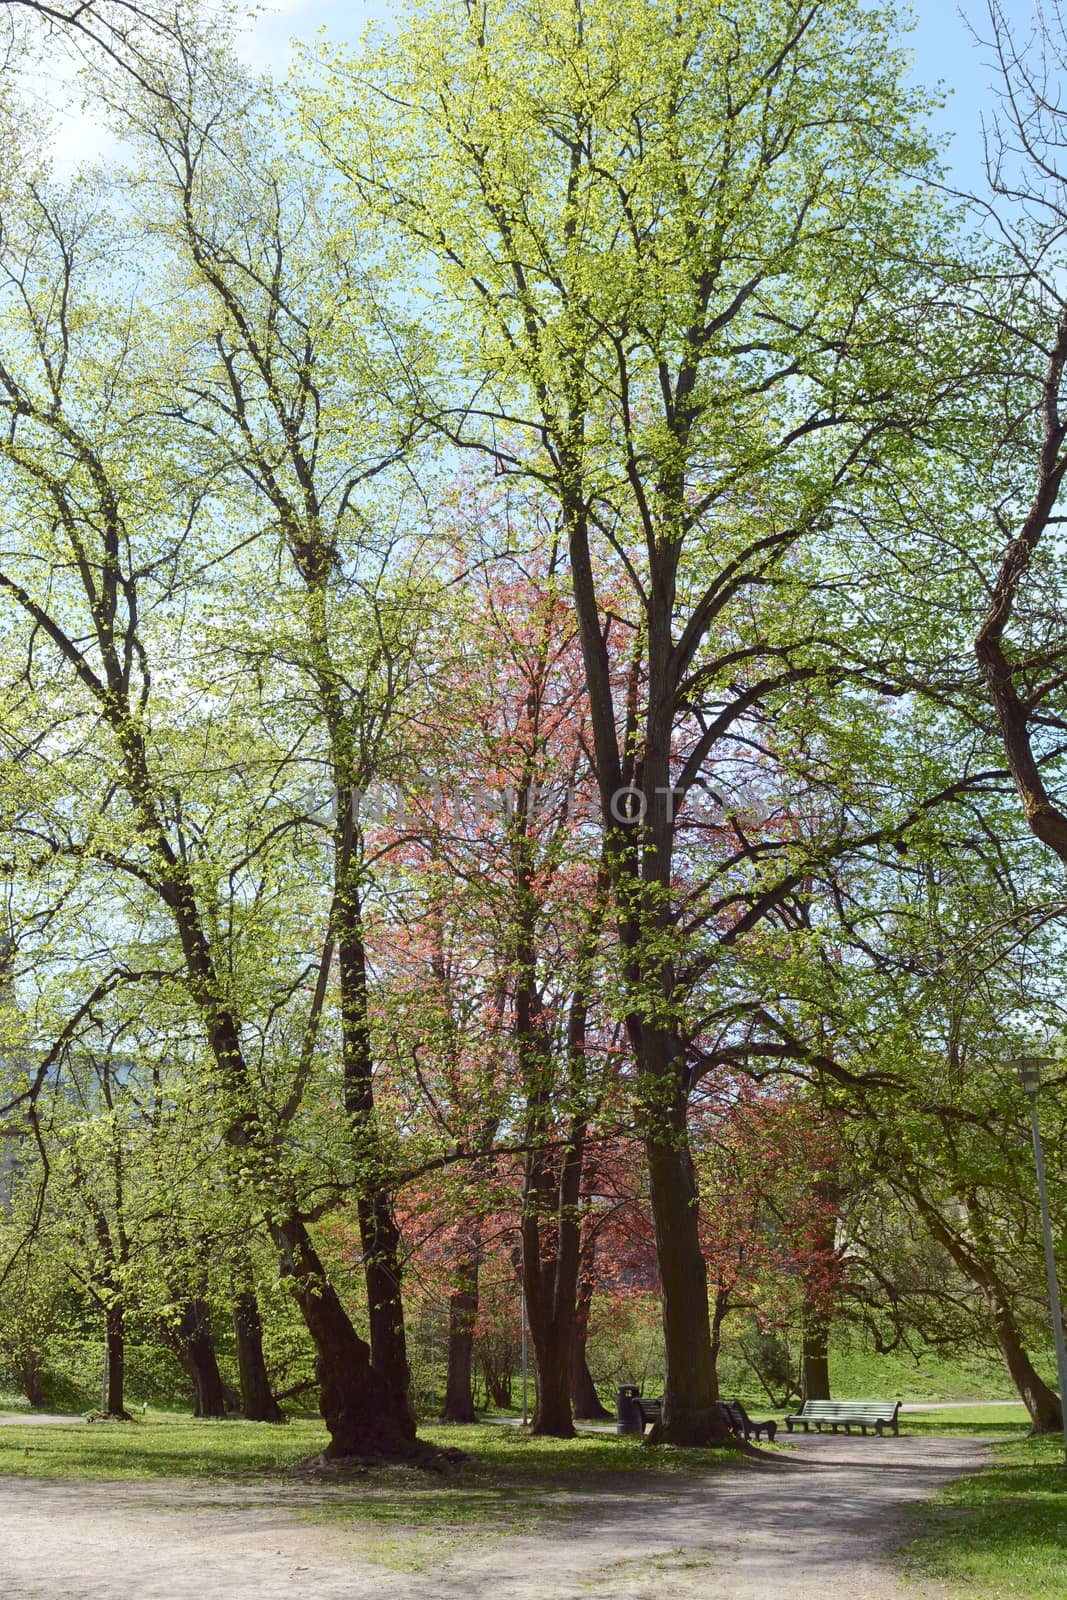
top-left (228, 0), bottom-right (1045, 194)
top-left (33, 0), bottom-right (1042, 188)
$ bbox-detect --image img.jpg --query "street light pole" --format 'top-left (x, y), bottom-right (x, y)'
top-left (1018, 1055), bottom-right (1067, 1467)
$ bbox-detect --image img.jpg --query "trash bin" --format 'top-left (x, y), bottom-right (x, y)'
top-left (616, 1383), bottom-right (642, 1435)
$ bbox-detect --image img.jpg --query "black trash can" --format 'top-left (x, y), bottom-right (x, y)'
top-left (616, 1383), bottom-right (642, 1435)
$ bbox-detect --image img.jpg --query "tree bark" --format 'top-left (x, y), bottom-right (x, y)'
top-left (233, 1290), bottom-right (284, 1422)
top-left (990, 1293), bottom-right (1063, 1433)
top-left (441, 1254), bottom-right (479, 1423)
top-left (801, 1312), bottom-right (832, 1402)
top-left (168, 1298), bottom-right (228, 1418)
top-left (104, 1301), bottom-right (131, 1419)
top-left (643, 1102), bottom-right (729, 1444)
top-left (571, 1255), bottom-right (610, 1421)
top-left (335, 854), bottom-right (413, 1420)
top-left (274, 1215), bottom-right (418, 1458)
top-left (709, 1284), bottom-right (730, 1396)
top-left (20, 1353), bottom-right (44, 1409)
top-left (518, 991), bottom-right (589, 1439)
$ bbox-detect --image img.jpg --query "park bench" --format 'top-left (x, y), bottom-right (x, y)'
top-left (784, 1400), bottom-right (901, 1437)
top-left (625, 1394), bottom-right (776, 1444)
top-left (634, 1395), bottom-right (662, 1430)
top-left (719, 1398), bottom-right (777, 1443)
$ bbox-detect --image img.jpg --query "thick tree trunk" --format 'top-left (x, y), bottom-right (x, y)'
top-left (168, 1298), bottom-right (228, 1418)
top-left (570, 1342), bottom-right (609, 1421)
top-left (336, 867), bottom-right (413, 1418)
top-left (441, 1255), bottom-right (479, 1423)
top-left (571, 1247), bottom-right (610, 1420)
top-left (990, 1294), bottom-right (1063, 1433)
top-left (639, 1033), bottom-right (731, 1447)
top-left (233, 1290), bottom-right (284, 1423)
top-left (521, 1195), bottom-right (580, 1437)
top-left (273, 1215), bottom-right (418, 1458)
top-left (104, 1302), bottom-right (131, 1420)
top-left (20, 1353), bottom-right (44, 1409)
top-left (357, 1192), bottom-right (411, 1407)
top-left (801, 1314), bottom-right (831, 1402)
top-left (524, 1261), bottom-right (577, 1437)
top-left (519, 993), bottom-right (588, 1440)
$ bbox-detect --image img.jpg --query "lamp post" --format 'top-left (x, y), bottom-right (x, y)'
top-left (1018, 1055), bottom-right (1067, 1466)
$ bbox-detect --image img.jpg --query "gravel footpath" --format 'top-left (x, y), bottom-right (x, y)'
top-left (0, 1431), bottom-right (985, 1599)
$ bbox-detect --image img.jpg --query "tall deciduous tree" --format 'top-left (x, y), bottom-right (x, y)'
top-left (305, 0), bottom-right (972, 1442)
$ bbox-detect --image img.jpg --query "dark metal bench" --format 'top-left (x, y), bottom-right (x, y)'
top-left (623, 1393), bottom-right (776, 1443)
top-left (784, 1400), bottom-right (901, 1437)
top-left (719, 1397), bottom-right (777, 1443)
top-left (634, 1395), bottom-right (662, 1430)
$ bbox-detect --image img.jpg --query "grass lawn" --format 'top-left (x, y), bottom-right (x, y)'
top-left (902, 1418), bottom-right (1067, 1598)
top-left (0, 1414), bottom-right (735, 1497)
top-left (901, 1404), bottom-right (1032, 1437)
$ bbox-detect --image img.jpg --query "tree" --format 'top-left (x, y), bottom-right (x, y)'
top-left (305, 0), bottom-right (975, 1442)
top-left (969, 3), bottom-right (1067, 879)
top-left (0, 146), bottom-right (441, 1458)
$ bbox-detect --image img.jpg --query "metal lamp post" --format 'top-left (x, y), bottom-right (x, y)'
top-left (1018, 1055), bottom-right (1067, 1466)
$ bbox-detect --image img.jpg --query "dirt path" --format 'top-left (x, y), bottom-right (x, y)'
top-left (0, 1432), bottom-right (983, 1599)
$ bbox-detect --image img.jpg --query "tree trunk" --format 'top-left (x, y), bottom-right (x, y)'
top-left (336, 863), bottom-right (413, 1417)
top-left (909, 1184), bottom-right (1063, 1435)
top-left (521, 1193), bottom-right (580, 1437)
top-left (273, 1215), bottom-right (418, 1458)
top-left (518, 993), bottom-right (589, 1439)
top-left (20, 1352), bottom-right (44, 1409)
top-left (640, 1035), bottom-right (731, 1446)
top-left (990, 1293), bottom-right (1063, 1433)
top-left (233, 1290), bottom-right (284, 1422)
top-left (801, 1179), bottom-right (838, 1403)
top-left (802, 1311), bottom-right (832, 1402)
top-left (571, 1247), bottom-right (610, 1420)
top-left (709, 1284), bottom-right (730, 1396)
top-left (169, 1298), bottom-right (228, 1418)
top-left (357, 1191), bottom-right (411, 1408)
top-left (104, 1301), bottom-right (131, 1419)
top-left (482, 1355), bottom-right (513, 1409)
top-left (441, 1254), bottom-right (479, 1423)
top-left (571, 1343), bottom-right (609, 1421)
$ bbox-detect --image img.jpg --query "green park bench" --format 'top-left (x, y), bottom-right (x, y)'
top-left (784, 1399), bottom-right (902, 1436)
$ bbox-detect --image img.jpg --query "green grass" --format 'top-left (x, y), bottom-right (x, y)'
top-left (0, 1411), bottom-right (739, 1508)
top-left (899, 1404), bottom-right (1031, 1437)
top-left (0, 1411), bottom-right (331, 1481)
top-left (821, 1342), bottom-right (1020, 1404)
top-left (903, 1429), bottom-right (1067, 1597)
